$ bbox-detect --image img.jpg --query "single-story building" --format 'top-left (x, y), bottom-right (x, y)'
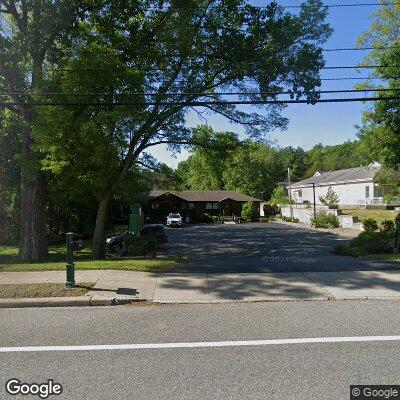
top-left (288, 162), bottom-right (390, 206)
top-left (134, 190), bottom-right (262, 222)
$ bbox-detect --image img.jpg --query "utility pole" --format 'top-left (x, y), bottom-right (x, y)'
top-left (312, 182), bottom-right (317, 220)
top-left (288, 167), bottom-right (293, 219)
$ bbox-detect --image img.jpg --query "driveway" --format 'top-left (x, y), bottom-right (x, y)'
top-left (160, 222), bottom-right (399, 273)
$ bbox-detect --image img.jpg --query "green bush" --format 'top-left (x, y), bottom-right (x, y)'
top-left (333, 244), bottom-right (365, 257)
top-left (124, 235), bottom-right (157, 256)
top-left (282, 216), bottom-right (300, 223)
top-left (350, 230), bottom-right (393, 255)
top-left (241, 201), bottom-right (259, 221)
top-left (270, 187), bottom-right (290, 205)
top-left (211, 215), bottom-right (219, 222)
top-left (381, 219), bottom-right (395, 233)
top-left (311, 211), bottom-right (339, 229)
top-left (263, 203), bottom-right (280, 217)
top-left (259, 217), bottom-right (273, 223)
top-left (197, 213), bottom-right (215, 223)
top-left (363, 218), bottom-right (378, 232)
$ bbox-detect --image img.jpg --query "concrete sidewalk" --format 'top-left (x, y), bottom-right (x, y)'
top-left (2, 269), bottom-right (400, 303)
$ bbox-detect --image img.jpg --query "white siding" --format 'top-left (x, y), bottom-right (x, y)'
top-left (290, 181), bottom-right (375, 206)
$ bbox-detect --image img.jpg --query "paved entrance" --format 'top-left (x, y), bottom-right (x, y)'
top-left (160, 222), bottom-right (399, 273)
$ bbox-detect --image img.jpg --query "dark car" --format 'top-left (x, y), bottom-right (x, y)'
top-left (138, 224), bottom-right (169, 244)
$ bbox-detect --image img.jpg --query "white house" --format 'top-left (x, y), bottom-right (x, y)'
top-left (288, 162), bottom-right (389, 206)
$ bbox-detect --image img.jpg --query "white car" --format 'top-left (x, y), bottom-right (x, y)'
top-left (166, 213), bottom-right (183, 227)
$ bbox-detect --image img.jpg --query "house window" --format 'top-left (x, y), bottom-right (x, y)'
top-left (365, 186), bottom-right (370, 199)
top-left (206, 202), bottom-right (213, 210)
top-left (151, 202), bottom-right (160, 210)
top-left (212, 202), bottom-right (219, 210)
top-left (188, 203), bottom-right (195, 210)
top-left (182, 203), bottom-right (188, 210)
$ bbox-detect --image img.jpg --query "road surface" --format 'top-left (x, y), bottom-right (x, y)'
top-left (1, 300), bottom-right (400, 399)
top-left (160, 222), bottom-right (399, 273)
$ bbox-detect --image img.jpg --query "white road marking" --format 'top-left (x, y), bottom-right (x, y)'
top-left (1, 336), bottom-right (400, 353)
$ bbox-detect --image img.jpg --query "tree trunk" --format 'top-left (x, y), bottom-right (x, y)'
top-left (92, 190), bottom-right (111, 259)
top-left (19, 124), bottom-right (48, 262)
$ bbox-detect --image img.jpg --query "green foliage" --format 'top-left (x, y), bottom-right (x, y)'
top-left (282, 216), bottom-right (300, 223)
top-left (270, 187), bottom-right (290, 205)
top-left (124, 235), bottom-right (157, 257)
top-left (196, 213), bottom-right (215, 223)
top-left (318, 186), bottom-right (339, 206)
top-left (263, 203), bottom-right (280, 217)
top-left (355, 4), bottom-right (400, 169)
top-left (311, 211), bottom-right (339, 228)
top-left (350, 230), bottom-right (393, 255)
top-left (363, 218), bottom-right (378, 232)
top-left (381, 219), bottom-right (395, 232)
top-left (241, 201), bottom-right (259, 221)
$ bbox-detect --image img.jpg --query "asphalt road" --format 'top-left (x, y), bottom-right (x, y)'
top-left (160, 222), bottom-right (399, 273)
top-left (1, 300), bottom-right (400, 399)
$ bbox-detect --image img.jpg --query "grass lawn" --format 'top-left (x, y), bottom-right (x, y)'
top-left (340, 209), bottom-right (398, 225)
top-left (0, 282), bottom-right (94, 298)
top-left (0, 244), bottom-right (181, 272)
top-left (364, 253), bottom-right (400, 263)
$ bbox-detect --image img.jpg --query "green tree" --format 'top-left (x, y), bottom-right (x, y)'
top-left (0, 0), bottom-right (93, 261)
top-left (176, 125), bottom-right (240, 190)
top-left (356, 3), bottom-right (400, 168)
top-left (223, 141), bottom-right (284, 199)
top-left (241, 201), bottom-right (258, 221)
top-left (270, 186), bottom-right (290, 205)
top-left (319, 186), bottom-right (339, 206)
top-left (57, 0), bottom-right (330, 258)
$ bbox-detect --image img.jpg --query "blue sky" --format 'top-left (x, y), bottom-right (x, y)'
top-left (150, 1), bottom-right (379, 168)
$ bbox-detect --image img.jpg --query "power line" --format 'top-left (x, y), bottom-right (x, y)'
top-left (2, 96), bottom-right (400, 107)
top-left (264, 2), bottom-right (400, 8)
top-left (1, 88), bottom-right (399, 97)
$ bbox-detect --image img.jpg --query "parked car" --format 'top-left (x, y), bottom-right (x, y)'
top-left (138, 224), bottom-right (169, 244)
top-left (166, 213), bottom-right (183, 227)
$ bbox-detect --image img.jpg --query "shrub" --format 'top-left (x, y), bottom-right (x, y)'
top-left (333, 244), bottom-right (365, 257)
top-left (350, 230), bottom-right (393, 255)
top-left (241, 201), bottom-right (259, 221)
top-left (270, 187), bottom-right (290, 205)
top-left (282, 216), bottom-right (299, 223)
top-left (211, 215), bottom-right (219, 223)
top-left (197, 213), bottom-right (215, 223)
top-left (318, 186), bottom-right (339, 206)
top-left (311, 211), bottom-right (339, 229)
top-left (124, 235), bottom-right (157, 256)
top-left (381, 219), bottom-right (395, 233)
top-left (259, 217), bottom-right (272, 223)
top-left (263, 202), bottom-right (280, 217)
top-left (363, 218), bottom-right (378, 232)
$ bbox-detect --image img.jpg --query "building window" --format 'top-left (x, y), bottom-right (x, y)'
top-left (212, 202), bottom-right (219, 210)
top-left (151, 202), bottom-right (160, 210)
top-left (365, 186), bottom-right (370, 199)
top-left (188, 203), bottom-right (195, 210)
top-left (206, 202), bottom-right (213, 210)
top-left (182, 203), bottom-right (188, 210)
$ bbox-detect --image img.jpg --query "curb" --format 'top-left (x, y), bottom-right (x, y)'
top-left (0, 296), bottom-right (136, 308)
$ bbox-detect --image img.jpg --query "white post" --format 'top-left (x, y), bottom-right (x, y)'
top-left (288, 167), bottom-right (293, 219)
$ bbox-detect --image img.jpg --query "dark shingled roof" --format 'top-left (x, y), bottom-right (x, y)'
top-left (134, 190), bottom-right (262, 202)
top-left (291, 164), bottom-right (381, 188)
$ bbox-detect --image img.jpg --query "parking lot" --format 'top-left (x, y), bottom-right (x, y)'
top-left (160, 222), bottom-right (399, 273)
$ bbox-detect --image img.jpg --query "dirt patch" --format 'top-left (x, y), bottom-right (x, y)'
top-left (0, 283), bottom-right (95, 299)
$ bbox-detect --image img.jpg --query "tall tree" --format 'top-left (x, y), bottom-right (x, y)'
top-left (0, 0), bottom-right (92, 261)
top-left (16, 0), bottom-right (332, 258)
top-left (356, 2), bottom-right (400, 168)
